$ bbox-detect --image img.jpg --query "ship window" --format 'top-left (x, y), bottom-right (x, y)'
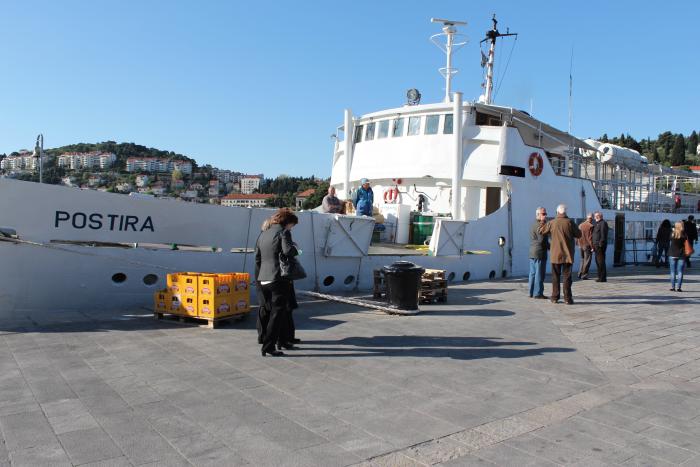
top-left (425, 115), bottom-right (440, 135)
top-left (365, 122), bottom-right (376, 141)
top-left (476, 111), bottom-right (502, 126)
top-left (353, 125), bottom-right (364, 143)
top-left (392, 118), bottom-right (405, 137)
top-left (408, 116), bottom-right (421, 136)
top-left (443, 114), bottom-right (453, 134)
top-left (377, 120), bottom-right (389, 139)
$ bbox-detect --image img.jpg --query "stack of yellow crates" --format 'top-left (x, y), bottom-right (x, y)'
top-left (154, 272), bottom-right (250, 320)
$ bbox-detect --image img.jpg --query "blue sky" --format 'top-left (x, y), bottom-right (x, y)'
top-left (2, 0), bottom-right (698, 177)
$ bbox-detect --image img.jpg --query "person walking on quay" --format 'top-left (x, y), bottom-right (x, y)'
top-left (669, 221), bottom-right (688, 292)
top-left (352, 178), bottom-right (374, 216)
top-left (539, 204), bottom-right (581, 304)
top-left (577, 213), bottom-right (594, 279)
top-left (655, 219), bottom-right (672, 267)
top-left (528, 207), bottom-right (549, 299)
top-left (592, 211), bottom-right (609, 282)
top-left (684, 215), bottom-right (697, 268)
top-left (254, 208), bottom-right (300, 356)
top-left (321, 185), bottom-right (342, 214)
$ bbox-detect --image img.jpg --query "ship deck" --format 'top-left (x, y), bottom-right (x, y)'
top-left (0, 266), bottom-right (699, 466)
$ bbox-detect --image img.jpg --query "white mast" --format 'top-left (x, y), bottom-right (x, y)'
top-left (452, 92), bottom-right (463, 220)
top-left (430, 18), bottom-right (467, 103)
top-left (34, 134), bottom-right (44, 184)
top-left (480, 15), bottom-right (517, 105)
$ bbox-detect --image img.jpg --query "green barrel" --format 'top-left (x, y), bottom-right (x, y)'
top-left (411, 214), bottom-right (435, 245)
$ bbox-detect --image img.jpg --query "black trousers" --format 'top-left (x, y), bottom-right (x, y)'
top-left (595, 247), bottom-right (607, 281)
top-left (551, 263), bottom-right (573, 302)
top-left (258, 281), bottom-right (291, 354)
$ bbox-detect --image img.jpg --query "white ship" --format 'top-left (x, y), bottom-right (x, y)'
top-left (1, 17), bottom-right (698, 313)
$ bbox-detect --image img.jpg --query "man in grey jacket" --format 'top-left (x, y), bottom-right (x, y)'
top-left (528, 207), bottom-right (549, 299)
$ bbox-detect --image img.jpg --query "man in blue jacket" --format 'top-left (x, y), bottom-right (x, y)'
top-left (352, 178), bottom-right (374, 216)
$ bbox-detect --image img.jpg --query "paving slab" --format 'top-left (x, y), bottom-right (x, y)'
top-left (0, 266), bottom-right (697, 465)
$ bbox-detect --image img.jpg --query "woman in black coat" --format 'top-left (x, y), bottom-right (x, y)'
top-left (254, 209), bottom-right (299, 356)
top-left (655, 219), bottom-right (672, 267)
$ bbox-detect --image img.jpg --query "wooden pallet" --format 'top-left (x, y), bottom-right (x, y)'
top-left (419, 288), bottom-right (447, 304)
top-left (154, 311), bottom-right (248, 329)
top-left (422, 269), bottom-right (446, 280)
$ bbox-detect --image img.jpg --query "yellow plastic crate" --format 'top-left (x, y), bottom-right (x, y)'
top-left (198, 273), bottom-right (235, 298)
top-left (154, 290), bottom-right (170, 312)
top-left (167, 272), bottom-right (199, 299)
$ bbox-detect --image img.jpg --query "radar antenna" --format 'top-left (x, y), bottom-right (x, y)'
top-left (430, 18), bottom-right (468, 103)
top-left (480, 15), bottom-right (517, 104)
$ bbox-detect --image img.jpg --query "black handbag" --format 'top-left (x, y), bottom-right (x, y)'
top-left (279, 253), bottom-right (307, 281)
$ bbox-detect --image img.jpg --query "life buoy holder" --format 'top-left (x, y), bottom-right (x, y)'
top-left (528, 152), bottom-right (544, 177)
top-left (383, 186), bottom-right (399, 204)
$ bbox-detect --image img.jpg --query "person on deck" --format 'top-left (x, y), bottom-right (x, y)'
top-left (577, 213), bottom-right (594, 280)
top-left (528, 207), bottom-right (549, 299)
top-left (539, 204), bottom-right (581, 305)
top-left (592, 211), bottom-right (609, 282)
top-left (321, 186), bottom-right (342, 214)
top-left (352, 178), bottom-right (374, 216)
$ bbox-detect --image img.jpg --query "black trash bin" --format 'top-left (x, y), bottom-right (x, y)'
top-left (382, 261), bottom-right (425, 311)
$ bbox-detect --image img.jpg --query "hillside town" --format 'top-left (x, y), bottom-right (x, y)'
top-left (0, 148), bottom-right (285, 208)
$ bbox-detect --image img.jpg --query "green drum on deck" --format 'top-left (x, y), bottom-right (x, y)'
top-left (411, 213), bottom-right (435, 245)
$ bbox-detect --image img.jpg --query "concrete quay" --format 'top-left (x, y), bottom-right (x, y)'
top-left (0, 266), bottom-right (698, 466)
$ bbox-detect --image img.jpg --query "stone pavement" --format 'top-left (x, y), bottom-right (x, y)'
top-left (0, 266), bottom-right (698, 466)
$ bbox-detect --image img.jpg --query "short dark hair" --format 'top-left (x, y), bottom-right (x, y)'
top-left (689, 215), bottom-right (695, 221)
top-left (270, 208), bottom-right (298, 227)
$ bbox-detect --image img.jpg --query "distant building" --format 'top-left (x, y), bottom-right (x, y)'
top-left (57, 152), bottom-right (116, 170)
top-left (125, 158), bottom-right (192, 175)
top-left (116, 182), bottom-right (133, 193)
top-left (240, 175), bottom-right (261, 194)
top-left (221, 193), bottom-right (273, 208)
top-left (295, 188), bottom-right (316, 209)
top-left (212, 169), bottom-right (233, 183)
top-left (0, 150), bottom-right (47, 171)
top-left (180, 190), bottom-right (199, 201)
top-left (61, 176), bottom-right (77, 187)
top-left (135, 175), bottom-right (150, 187)
top-left (690, 166), bottom-right (700, 175)
top-left (88, 175), bottom-right (103, 187)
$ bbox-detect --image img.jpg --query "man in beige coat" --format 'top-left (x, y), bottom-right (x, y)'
top-left (539, 204), bottom-right (582, 304)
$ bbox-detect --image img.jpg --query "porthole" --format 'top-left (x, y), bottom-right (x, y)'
top-left (143, 274), bottom-right (158, 286)
top-left (323, 276), bottom-right (335, 286)
top-left (463, 272), bottom-right (470, 281)
top-left (344, 275), bottom-right (355, 285)
top-left (447, 272), bottom-right (455, 282)
top-left (489, 270), bottom-right (496, 280)
top-left (112, 273), bottom-right (127, 284)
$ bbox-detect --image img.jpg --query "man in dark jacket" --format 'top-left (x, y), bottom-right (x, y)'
top-left (528, 207), bottom-right (549, 298)
top-left (592, 211), bottom-right (609, 282)
top-left (685, 215), bottom-right (697, 267)
top-left (539, 204), bottom-right (581, 304)
top-left (352, 178), bottom-right (374, 216)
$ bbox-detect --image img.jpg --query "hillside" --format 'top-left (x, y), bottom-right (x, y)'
top-left (44, 141), bottom-right (196, 170)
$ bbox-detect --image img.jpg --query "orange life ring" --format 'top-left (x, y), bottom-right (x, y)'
top-left (383, 187), bottom-right (399, 203)
top-left (528, 152), bottom-right (544, 177)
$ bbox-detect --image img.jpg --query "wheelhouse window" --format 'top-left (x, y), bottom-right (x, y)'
top-left (353, 125), bottom-right (364, 143)
top-left (365, 122), bottom-right (376, 141)
top-left (425, 115), bottom-right (439, 135)
top-left (475, 111), bottom-right (502, 126)
top-left (392, 118), bottom-right (405, 137)
top-left (377, 120), bottom-right (389, 139)
top-left (443, 114), bottom-right (453, 134)
top-left (408, 116), bottom-right (421, 136)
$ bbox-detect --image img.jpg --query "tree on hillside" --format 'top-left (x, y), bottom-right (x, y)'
top-left (651, 147), bottom-right (660, 164)
top-left (671, 134), bottom-right (686, 166)
top-left (688, 131), bottom-right (698, 155)
top-left (303, 181), bottom-right (330, 210)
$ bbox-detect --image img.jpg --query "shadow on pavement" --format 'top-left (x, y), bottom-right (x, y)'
top-left (293, 335), bottom-right (575, 360)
